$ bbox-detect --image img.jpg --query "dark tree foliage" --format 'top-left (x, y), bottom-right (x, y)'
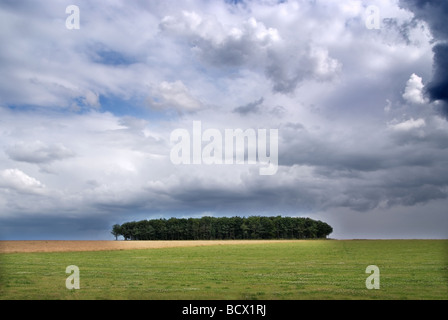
top-left (114, 216), bottom-right (333, 240)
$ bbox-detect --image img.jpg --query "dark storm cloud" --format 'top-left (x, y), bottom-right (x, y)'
top-left (425, 43), bottom-right (448, 118)
top-left (145, 173), bottom-right (323, 214)
top-left (400, 0), bottom-right (448, 117)
top-left (279, 120), bottom-right (448, 173)
top-left (399, 0), bottom-right (448, 39)
top-left (275, 120), bottom-right (448, 212)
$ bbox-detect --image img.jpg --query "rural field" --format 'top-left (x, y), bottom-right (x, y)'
top-left (0, 240), bottom-right (447, 300)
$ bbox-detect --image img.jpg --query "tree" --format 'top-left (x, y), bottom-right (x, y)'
top-left (111, 224), bottom-right (122, 240)
top-left (113, 216), bottom-right (333, 240)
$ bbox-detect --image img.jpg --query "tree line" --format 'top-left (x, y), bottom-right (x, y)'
top-left (111, 216), bottom-right (333, 240)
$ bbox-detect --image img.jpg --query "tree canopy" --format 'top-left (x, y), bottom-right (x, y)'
top-left (112, 216), bottom-right (333, 240)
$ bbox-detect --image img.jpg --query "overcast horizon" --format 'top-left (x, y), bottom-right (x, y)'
top-left (1, 0), bottom-right (448, 240)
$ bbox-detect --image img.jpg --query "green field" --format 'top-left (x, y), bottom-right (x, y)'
top-left (0, 240), bottom-right (447, 300)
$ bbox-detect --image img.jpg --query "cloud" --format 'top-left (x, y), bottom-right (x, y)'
top-left (389, 118), bottom-right (426, 131)
top-left (159, 9), bottom-right (341, 94)
top-left (160, 12), bottom-right (279, 67)
top-left (399, 0), bottom-right (448, 117)
top-left (0, 0), bottom-right (160, 110)
top-left (402, 73), bottom-right (427, 104)
top-left (5, 141), bottom-right (75, 164)
top-left (265, 44), bottom-right (341, 93)
top-left (399, 0), bottom-right (448, 40)
top-left (79, 90), bottom-right (101, 109)
top-left (425, 43), bottom-right (448, 117)
top-left (0, 169), bottom-right (45, 195)
top-left (233, 97), bottom-right (263, 115)
top-left (148, 81), bottom-right (203, 113)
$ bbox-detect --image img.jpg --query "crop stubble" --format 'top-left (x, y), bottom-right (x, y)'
top-left (0, 240), bottom-right (299, 253)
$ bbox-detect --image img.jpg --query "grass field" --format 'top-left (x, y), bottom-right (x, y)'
top-left (0, 240), bottom-right (447, 300)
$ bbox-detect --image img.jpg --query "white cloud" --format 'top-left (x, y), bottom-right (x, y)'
top-left (148, 80), bottom-right (203, 112)
top-left (403, 73), bottom-right (427, 104)
top-left (159, 10), bottom-right (224, 43)
top-left (0, 169), bottom-right (45, 195)
top-left (389, 118), bottom-right (426, 131)
top-left (82, 90), bottom-right (100, 108)
top-left (308, 46), bottom-right (342, 81)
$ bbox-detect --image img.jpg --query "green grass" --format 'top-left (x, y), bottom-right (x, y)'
top-left (1, 240), bottom-right (447, 300)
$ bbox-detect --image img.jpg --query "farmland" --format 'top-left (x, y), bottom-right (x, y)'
top-left (0, 240), bottom-right (447, 300)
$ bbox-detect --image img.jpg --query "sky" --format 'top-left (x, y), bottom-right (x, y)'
top-left (0, 0), bottom-right (447, 240)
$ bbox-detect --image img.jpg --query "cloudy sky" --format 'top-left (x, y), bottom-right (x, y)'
top-left (1, 0), bottom-right (447, 240)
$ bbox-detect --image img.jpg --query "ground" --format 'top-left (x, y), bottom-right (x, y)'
top-left (0, 239), bottom-right (298, 253)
